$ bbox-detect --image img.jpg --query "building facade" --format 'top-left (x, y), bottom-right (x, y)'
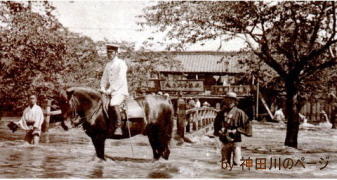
top-left (143, 51), bottom-right (256, 118)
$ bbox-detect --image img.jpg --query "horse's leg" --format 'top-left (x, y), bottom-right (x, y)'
top-left (147, 130), bottom-right (160, 160)
top-left (157, 141), bottom-right (167, 160)
top-left (162, 143), bottom-right (170, 160)
top-left (159, 126), bottom-right (172, 160)
top-left (91, 135), bottom-right (106, 160)
top-left (146, 124), bottom-right (160, 160)
top-left (149, 134), bottom-right (169, 160)
top-left (160, 105), bottom-right (173, 160)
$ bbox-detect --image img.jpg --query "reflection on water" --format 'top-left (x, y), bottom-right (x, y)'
top-left (147, 171), bottom-right (172, 178)
top-left (90, 164), bottom-right (104, 178)
top-left (0, 119), bottom-right (336, 178)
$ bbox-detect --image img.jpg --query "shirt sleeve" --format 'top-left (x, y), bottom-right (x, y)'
top-left (16, 108), bottom-right (30, 130)
top-left (100, 64), bottom-right (109, 91)
top-left (33, 106), bottom-right (44, 129)
top-left (238, 111), bottom-right (252, 137)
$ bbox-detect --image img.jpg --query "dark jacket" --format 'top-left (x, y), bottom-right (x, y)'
top-left (214, 107), bottom-right (252, 142)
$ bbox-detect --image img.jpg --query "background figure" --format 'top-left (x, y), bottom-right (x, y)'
top-left (331, 105), bottom-right (337, 129)
top-left (12, 95), bottom-right (44, 145)
top-left (216, 102), bottom-right (221, 111)
top-left (329, 92), bottom-right (337, 129)
top-left (195, 98), bottom-right (201, 108)
top-left (164, 93), bottom-right (170, 99)
top-left (163, 93), bottom-right (172, 105)
top-left (273, 108), bottom-right (285, 123)
top-left (187, 98), bottom-right (196, 109)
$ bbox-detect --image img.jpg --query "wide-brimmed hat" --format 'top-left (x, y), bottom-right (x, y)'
top-left (225, 92), bottom-right (238, 100)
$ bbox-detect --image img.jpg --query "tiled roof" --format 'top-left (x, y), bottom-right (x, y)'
top-left (157, 51), bottom-right (251, 73)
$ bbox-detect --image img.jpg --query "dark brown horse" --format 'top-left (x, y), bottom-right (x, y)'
top-left (56, 87), bottom-right (173, 161)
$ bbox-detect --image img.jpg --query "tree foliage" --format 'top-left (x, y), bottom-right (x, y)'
top-left (0, 1), bottom-right (99, 113)
top-left (140, 1), bottom-right (337, 147)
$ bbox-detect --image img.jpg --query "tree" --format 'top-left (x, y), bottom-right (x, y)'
top-left (60, 33), bottom-right (102, 88)
top-left (140, 1), bottom-right (337, 148)
top-left (0, 1), bottom-right (99, 113)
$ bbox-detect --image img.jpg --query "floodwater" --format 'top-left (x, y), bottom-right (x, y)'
top-left (0, 117), bottom-right (336, 178)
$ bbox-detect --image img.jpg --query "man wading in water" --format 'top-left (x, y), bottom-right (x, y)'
top-left (214, 92), bottom-right (252, 167)
top-left (8, 95), bottom-right (44, 145)
top-left (100, 44), bottom-right (129, 135)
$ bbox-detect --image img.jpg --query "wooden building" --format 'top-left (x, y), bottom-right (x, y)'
top-left (144, 51), bottom-right (256, 117)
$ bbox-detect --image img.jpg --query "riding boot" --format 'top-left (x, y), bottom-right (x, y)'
top-left (113, 105), bottom-right (123, 135)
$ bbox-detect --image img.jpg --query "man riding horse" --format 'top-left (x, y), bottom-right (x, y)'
top-left (52, 43), bottom-right (173, 160)
top-left (99, 44), bottom-right (128, 136)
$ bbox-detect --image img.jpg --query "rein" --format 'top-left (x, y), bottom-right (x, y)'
top-left (68, 91), bottom-right (135, 157)
top-left (72, 100), bottom-right (103, 127)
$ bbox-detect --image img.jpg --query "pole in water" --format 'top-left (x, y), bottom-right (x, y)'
top-left (126, 120), bottom-right (134, 157)
top-left (45, 99), bottom-right (51, 132)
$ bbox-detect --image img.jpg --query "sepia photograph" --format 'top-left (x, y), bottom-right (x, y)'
top-left (0, 0), bottom-right (337, 178)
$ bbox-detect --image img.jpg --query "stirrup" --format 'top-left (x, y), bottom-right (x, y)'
top-left (120, 101), bottom-right (126, 110)
top-left (121, 111), bottom-right (128, 121)
top-left (114, 127), bottom-right (123, 135)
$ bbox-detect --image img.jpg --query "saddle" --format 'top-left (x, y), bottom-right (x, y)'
top-left (102, 95), bottom-right (145, 121)
top-left (123, 98), bottom-right (145, 119)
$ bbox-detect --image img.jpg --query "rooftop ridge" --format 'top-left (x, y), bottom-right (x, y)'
top-left (142, 50), bottom-right (251, 55)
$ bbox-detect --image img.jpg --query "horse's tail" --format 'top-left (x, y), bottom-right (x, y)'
top-left (143, 100), bottom-right (173, 138)
top-left (144, 97), bottom-right (174, 160)
top-left (160, 103), bottom-right (174, 160)
top-left (164, 102), bottom-right (174, 141)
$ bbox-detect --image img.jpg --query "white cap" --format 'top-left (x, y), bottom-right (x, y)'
top-left (225, 92), bottom-right (237, 99)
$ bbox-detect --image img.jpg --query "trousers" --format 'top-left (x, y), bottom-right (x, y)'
top-left (24, 129), bottom-right (41, 144)
top-left (110, 94), bottom-right (127, 106)
top-left (221, 142), bottom-right (242, 165)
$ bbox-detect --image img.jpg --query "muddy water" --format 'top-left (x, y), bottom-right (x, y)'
top-left (0, 117), bottom-right (336, 178)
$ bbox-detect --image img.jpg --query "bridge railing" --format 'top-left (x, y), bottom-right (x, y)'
top-left (185, 107), bottom-right (219, 133)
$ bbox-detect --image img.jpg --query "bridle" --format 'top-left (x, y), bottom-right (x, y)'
top-left (67, 97), bottom-right (103, 127)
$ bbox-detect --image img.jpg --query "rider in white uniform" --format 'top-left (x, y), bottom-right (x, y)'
top-left (100, 44), bottom-right (129, 135)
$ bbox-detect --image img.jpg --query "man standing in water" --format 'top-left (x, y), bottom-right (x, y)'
top-left (11, 95), bottom-right (44, 145)
top-left (214, 92), bottom-right (252, 166)
top-left (176, 91), bottom-right (186, 144)
top-left (100, 44), bottom-right (129, 135)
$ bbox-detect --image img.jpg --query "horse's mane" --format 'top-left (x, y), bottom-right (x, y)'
top-left (69, 94), bottom-right (79, 117)
top-left (67, 87), bottom-right (102, 117)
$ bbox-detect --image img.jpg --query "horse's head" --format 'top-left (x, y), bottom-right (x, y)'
top-left (54, 87), bottom-right (102, 130)
top-left (53, 88), bottom-right (80, 130)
